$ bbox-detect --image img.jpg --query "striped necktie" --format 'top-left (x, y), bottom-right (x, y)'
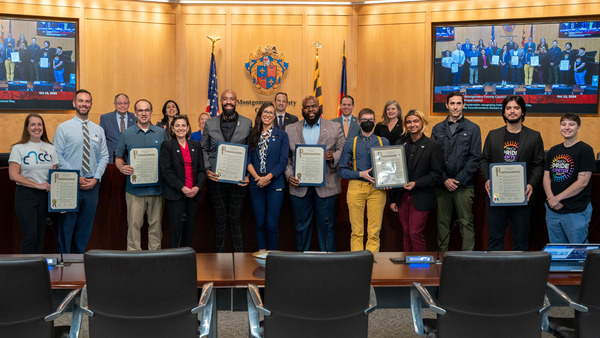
top-left (120, 115), bottom-right (125, 132)
top-left (82, 121), bottom-right (90, 175)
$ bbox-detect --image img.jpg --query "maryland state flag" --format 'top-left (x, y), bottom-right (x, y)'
top-left (313, 55), bottom-right (323, 111)
top-left (337, 54), bottom-right (347, 117)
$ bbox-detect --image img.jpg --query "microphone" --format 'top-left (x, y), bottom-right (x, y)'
top-left (436, 220), bottom-right (459, 263)
top-left (46, 217), bottom-right (70, 266)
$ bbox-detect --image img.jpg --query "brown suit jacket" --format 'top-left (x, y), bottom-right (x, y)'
top-left (285, 118), bottom-right (345, 198)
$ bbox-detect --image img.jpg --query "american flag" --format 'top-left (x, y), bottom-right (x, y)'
top-left (206, 52), bottom-right (219, 117)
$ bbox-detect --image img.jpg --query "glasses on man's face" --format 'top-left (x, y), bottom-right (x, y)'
top-left (360, 119), bottom-right (375, 123)
top-left (115, 102), bottom-right (129, 106)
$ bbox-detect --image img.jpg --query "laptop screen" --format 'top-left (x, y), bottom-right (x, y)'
top-left (543, 244), bottom-right (600, 261)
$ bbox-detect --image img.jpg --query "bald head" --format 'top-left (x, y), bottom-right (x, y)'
top-left (221, 89), bottom-right (237, 116)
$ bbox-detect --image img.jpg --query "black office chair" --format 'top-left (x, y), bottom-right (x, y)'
top-left (583, 86), bottom-right (598, 95)
top-left (7, 82), bottom-right (28, 91)
top-left (34, 83), bottom-right (54, 91)
top-left (81, 248), bottom-right (215, 338)
top-left (247, 251), bottom-right (377, 338)
top-left (410, 251), bottom-right (551, 338)
top-left (496, 86), bottom-right (515, 95)
top-left (552, 86), bottom-right (573, 95)
top-left (526, 86), bottom-right (546, 94)
top-left (0, 257), bottom-right (81, 337)
top-left (544, 249), bottom-right (600, 337)
top-left (466, 87), bottom-right (484, 95)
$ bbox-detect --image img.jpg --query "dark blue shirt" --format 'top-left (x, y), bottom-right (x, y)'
top-left (338, 134), bottom-right (390, 181)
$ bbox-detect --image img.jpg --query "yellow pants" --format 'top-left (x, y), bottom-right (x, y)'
top-left (347, 180), bottom-right (387, 252)
top-left (5, 59), bottom-right (15, 81)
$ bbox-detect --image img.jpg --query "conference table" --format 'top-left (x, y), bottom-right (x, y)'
top-left (2, 252), bottom-right (582, 289)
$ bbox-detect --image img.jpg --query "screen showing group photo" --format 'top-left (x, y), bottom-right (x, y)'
top-left (433, 20), bottom-right (600, 115)
top-left (0, 16), bottom-right (77, 110)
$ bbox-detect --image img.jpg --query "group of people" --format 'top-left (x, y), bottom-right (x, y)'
top-left (8, 88), bottom-right (595, 256)
top-left (1, 32), bottom-right (70, 83)
top-left (443, 37), bottom-right (593, 87)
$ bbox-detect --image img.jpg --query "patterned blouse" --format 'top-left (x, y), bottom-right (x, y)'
top-left (258, 128), bottom-right (273, 174)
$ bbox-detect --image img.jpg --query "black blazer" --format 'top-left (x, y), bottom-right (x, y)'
top-left (275, 112), bottom-right (299, 130)
top-left (391, 135), bottom-right (444, 211)
top-left (160, 138), bottom-right (206, 201)
top-left (480, 125), bottom-right (545, 189)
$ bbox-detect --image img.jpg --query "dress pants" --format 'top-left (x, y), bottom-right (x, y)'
top-left (166, 197), bottom-right (199, 248)
top-left (347, 180), bottom-right (386, 252)
top-left (397, 190), bottom-right (429, 252)
top-left (435, 186), bottom-right (475, 251)
top-left (290, 187), bottom-right (337, 252)
top-left (5, 60), bottom-right (15, 81)
top-left (58, 184), bottom-right (100, 254)
top-left (250, 187), bottom-right (284, 250)
top-left (125, 193), bottom-right (164, 250)
top-left (486, 203), bottom-right (531, 251)
top-left (524, 64), bottom-right (534, 85)
top-left (15, 185), bottom-right (48, 254)
top-left (208, 181), bottom-right (247, 252)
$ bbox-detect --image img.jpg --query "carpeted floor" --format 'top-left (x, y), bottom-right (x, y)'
top-left (56, 307), bottom-right (571, 337)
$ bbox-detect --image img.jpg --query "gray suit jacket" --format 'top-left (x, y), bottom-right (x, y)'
top-left (99, 111), bottom-right (136, 163)
top-left (201, 113), bottom-right (252, 171)
top-left (331, 115), bottom-right (360, 141)
top-left (285, 118), bottom-right (345, 198)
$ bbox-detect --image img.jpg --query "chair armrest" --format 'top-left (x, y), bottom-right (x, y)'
top-left (247, 284), bottom-right (270, 338)
top-left (79, 285), bottom-right (95, 318)
top-left (410, 282), bottom-right (445, 337)
top-left (44, 288), bottom-right (81, 322)
top-left (540, 295), bottom-right (551, 332)
top-left (546, 282), bottom-right (589, 312)
top-left (192, 282), bottom-right (216, 338)
top-left (363, 285), bottom-right (377, 315)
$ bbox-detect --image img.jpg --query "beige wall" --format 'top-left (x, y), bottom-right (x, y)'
top-left (1, 0), bottom-right (600, 153)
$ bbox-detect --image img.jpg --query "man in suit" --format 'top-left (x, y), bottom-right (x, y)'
top-left (331, 95), bottom-right (360, 141)
top-left (100, 93), bottom-right (136, 163)
top-left (480, 95), bottom-right (544, 251)
top-left (54, 89), bottom-right (109, 253)
top-left (274, 92), bottom-right (298, 130)
top-left (285, 95), bottom-right (345, 252)
top-left (114, 99), bottom-right (167, 251)
top-left (3, 32), bottom-right (15, 50)
top-left (461, 38), bottom-right (473, 55)
top-left (201, 89), bottom-right (252, 252)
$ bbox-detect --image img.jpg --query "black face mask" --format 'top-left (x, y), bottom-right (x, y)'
top-left (360, 120), bottom-right (375, 133)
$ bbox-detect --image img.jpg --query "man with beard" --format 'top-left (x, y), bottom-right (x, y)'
top-left (285, 95), bottom-right (345, 251)
top-left (201, 89), bottom-right (252, 252)
top-left (431, 92), bottom-right (481, 252)
top-left (338, 108), bottom-right (390, 252)
top-left (480, 95), bottom-right (544, 251)
top-left (54, 89), bottom-right (109, 253)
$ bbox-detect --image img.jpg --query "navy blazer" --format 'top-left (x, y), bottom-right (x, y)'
top-left (248, 128), bottom-right (290, 190)
top-left (160, 138), bottom-right (206, 201)
top-left (99, 111), bottom-right (136, 163)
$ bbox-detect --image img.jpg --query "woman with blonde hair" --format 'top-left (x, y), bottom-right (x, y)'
top-left (374, 99), bottom-right (404, 145)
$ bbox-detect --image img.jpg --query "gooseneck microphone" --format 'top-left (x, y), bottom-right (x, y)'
top-left (46, 217), bottom-right (69, 266)
top-left (436, 220), bottom-right (459, 263)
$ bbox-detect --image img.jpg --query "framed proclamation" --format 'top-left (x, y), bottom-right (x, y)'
top-left (489, 162), bottom-right (528, 206)
top-left (127, 147), bottom-right (160, 188)
top-left (214, 142), bottom-right (249, 184)
top-left (294, 144), bottom-right (326, 187)
top-left (48, 169), bottom-right (80, 212)
top-left (370, 145), bottom-right (408, 189)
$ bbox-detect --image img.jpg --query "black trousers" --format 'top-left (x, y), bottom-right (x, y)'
top-left (15, 185), bottom-right (48, 254)
top-left (166, 197), bottom-right (199, 248)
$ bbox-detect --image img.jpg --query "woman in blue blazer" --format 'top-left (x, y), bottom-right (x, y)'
top-left (247, 102), bottom-right (290, 250)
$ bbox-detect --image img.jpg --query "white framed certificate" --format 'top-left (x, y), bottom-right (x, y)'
top-left (489, 162), bottom-right (527, 206)
top-left (128, 147), bottom-right (160, 187)
top-left (48, 170), bottom-right (79, 212)
top-left (511, 55), bottom-right (519, 66)
top-left (560, 59), bottom-right (570, 71)
top-left (470, 56), bottom-right (478, 67)
top-left (530, 55), bottom-right (540, 67)
top-left (451, 63), bottom-right (459, 73)
top-left (294, 144), bottom-right (326, 187)
top-left (214, 142), bottom-right (248, 184)
top-left (11, 52), bottom-right (20, 63)
top-left (40, 57), bottom-right (49, 69)
top-left (371, 145), bottom-right (408, 189)
top-left (491, 55), bottom-right (500, 65)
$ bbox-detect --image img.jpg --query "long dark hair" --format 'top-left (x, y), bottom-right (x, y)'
top-left (161, 100), bottom-right (180, 125)
top-left (249, 102), bottom-right (275, 150)
top-left (12, 114), bottom-right (51, 147)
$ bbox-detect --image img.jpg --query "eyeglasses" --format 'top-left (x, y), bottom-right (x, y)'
top-left (115, 101), bottom-right (129, 106)
top-left (262, 111), bottom-right (275, 116)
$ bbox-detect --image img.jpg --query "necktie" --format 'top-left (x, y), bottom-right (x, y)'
top-left (344, 118), bottom-right (349, 138)
top-left (279, 115), bottom-right (284, 129)
top-left (120, 115), bottom-right (125, 132)
top-left (82, 121), bottom-right (90, 175)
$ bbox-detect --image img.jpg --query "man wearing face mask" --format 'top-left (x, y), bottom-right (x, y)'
top-left (285, 95), bottom-right (345, 252)
top-left (338, 108), bottom-right (390, 252)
